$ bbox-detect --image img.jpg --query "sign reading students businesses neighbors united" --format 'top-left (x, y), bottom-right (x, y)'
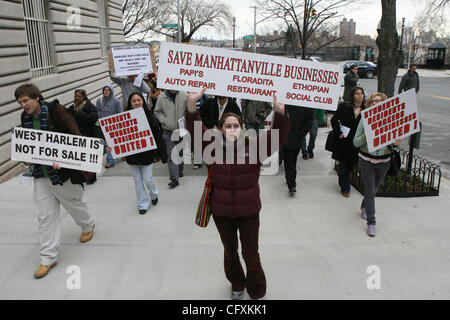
top-left (99, 107), bottom-right (157, 159)
top-left (11, 128), bottom-right (103, 173)
top-left (109, 45), bottom-right (153, 77)
top-left (361, 89), bottom-right (420, 153)
top-left (157, 42), bottom-right (342, 111)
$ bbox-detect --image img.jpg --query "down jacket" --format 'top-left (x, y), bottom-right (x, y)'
top-left (186, 110), bottom-right (290, 218)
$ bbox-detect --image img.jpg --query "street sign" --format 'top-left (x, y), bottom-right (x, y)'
top-left (243, 36), bottom-right (255, 39)
top-left (162, 23), bottom-right (178, 28)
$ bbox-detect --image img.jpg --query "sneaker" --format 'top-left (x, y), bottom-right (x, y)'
top-left (152, 198), bottom-right (158, 206)
top-left (302, 154), bottom-right (309, 160)
top-left (139, 209), bottom-right (148, 215)
top-left (367, 225), bottom-right (376, 237)
top-left (289, 187), bottom-right (297, 195)
top-left (34, 262), bottom-right (57, 279)
top-left (168, 180), bottom-right (179, 188)
top-left (360, 207), bottom-right (367, 220)
top-left (80, 224), bottom-right (95, 243)
top-left (231, 290), bottom-right (244, 300)
top-left (308, 149), bottom-right (314, 159)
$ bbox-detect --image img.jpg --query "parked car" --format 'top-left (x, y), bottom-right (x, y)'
top-left (340, 60), bottom-right (377, 79)
top-left (308, 56), bottom-right (324, 63)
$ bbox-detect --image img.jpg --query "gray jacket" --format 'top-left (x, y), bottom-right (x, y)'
top-left (110, 76), bottom-right (150, 106)
top-left (241, 99), bottom-right (272, 125)
top-left (95, 84), bottom-right (122, 119)
top-left (154, 91), bottom-right (188, 132)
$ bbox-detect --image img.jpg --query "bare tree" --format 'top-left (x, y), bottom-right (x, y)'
top-left (255, 0), bottom-right (354, 59)
top-left (122, 0), bottom-right (233, 42)
top-left (376, 0), bottom-right (399, 97)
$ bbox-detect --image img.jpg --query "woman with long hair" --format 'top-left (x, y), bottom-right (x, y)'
top-left (331, 86), bottom-right (366, 197)
top-left (123, 92), bottom-right (167, 214)
top-left (353, 92), bottom-right (401, 237)
top-left (186, 89), bottom-right (290, 300)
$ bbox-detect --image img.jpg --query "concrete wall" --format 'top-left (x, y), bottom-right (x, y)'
top-left (0, 0), bottom-right (125, 179)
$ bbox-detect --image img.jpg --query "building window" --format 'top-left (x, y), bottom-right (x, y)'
top-left (98, 0), bottom-right (110, 59)
top-left (22, 0), bottom-right (53, 77)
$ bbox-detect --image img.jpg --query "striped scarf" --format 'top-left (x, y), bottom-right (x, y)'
top-left (23, 102), bottom-right (63, 185)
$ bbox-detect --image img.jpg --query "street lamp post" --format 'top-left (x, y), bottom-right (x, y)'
top-left (251, 6), bottom-right (257, 53)
top-left (233, 17), bottom-right (236, 48)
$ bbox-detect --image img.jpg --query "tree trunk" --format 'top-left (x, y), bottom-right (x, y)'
top-left (376, 0), bottom-right (399, 97)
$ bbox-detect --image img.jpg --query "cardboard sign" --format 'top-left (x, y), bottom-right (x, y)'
top-left (157, 42), bottom-right (342, 111)
top-left (11, 128), bottom-right (103, 173)
top-left (361, 89), bottom-right (420, 152)
top-left (99, 108), bottom-right (157, 158)
top-left (109, 45), bottom-right (153, 77)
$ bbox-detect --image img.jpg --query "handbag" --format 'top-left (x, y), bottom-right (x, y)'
top-left (387, 147), bottom-right (401, 176)
top-left (325, 131), bottom-right (337, 152)
top-left (195, 164), bottom-right (215, 227)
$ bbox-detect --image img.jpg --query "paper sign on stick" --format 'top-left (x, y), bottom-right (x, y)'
top-left (361, 89), bottom-right (420, 152)
top-left (110, 45), bottom-right (153, 77)
top-left (11, 128), bottom-right (103, 173)
top-left (99, 108), bottom-right (157, 158)
top-left (157, 42), bottom-right (343, 111)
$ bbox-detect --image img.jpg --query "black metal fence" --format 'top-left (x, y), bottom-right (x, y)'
top-left (349, 148), bottom-right (441, 197)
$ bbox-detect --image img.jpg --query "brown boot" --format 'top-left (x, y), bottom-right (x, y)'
top-left (80, 224), bottom-right (95, 243)
top-left (34, 262), bottom-right (57, 279)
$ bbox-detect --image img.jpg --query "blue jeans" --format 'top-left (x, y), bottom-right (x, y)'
top-left (338, 161), bottom-right (356, 193)
top-left (106, 147), bottom-right (115, 166)
top-left (129, 164), bottom-right (159, 210)
top-left (301, 119), bottom-right (319, 155)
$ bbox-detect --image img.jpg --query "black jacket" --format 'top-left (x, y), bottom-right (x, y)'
top-left (125, 107), bottom-right (167, 166)
top-left (283, 105), bottom-right (313, 150)
top-left (398, 71), bottom-right (420, 93)
top-left (330, 102), bottom-right (363, 163)
top-left (199, 97), bottom-right (241, 129)
top-left (68, 100), bottom-right (98, 138)
top-left (343, 72), bottom-right (358, 101)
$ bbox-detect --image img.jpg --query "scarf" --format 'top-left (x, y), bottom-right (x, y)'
top-left (23, 101), bottom-right (63, 185)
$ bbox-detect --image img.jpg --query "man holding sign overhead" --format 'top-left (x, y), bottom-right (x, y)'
top-left (14, 84), bottom-right (95, 279)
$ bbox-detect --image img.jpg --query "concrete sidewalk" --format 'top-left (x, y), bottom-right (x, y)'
top-left (1, 128), bottom-right (450, 300)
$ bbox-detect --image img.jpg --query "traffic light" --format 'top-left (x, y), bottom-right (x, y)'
top-left (311, 8), bottom-right (317, 19)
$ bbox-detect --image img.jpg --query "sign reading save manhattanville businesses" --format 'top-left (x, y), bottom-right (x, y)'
top-left (157, 42), bottom-right (343, 111)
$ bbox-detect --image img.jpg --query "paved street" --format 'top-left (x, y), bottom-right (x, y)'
top-left (358, 76), bottom-right (450, 178)
top-left (1, 130), bottom-right (450, 300)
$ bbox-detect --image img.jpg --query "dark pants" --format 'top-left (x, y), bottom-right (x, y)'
top-left (162, 130), bottom-right (184, 180)
top-left (301, 119), bottom-right (319, 155)
top-left (213, 214), bottom-right (266, 299)
top-left (359, 158), bottom-right (390, 226)
top-left (283, 148), bottom-right (301, 190)
top-left (338, 161), bottom-right (357, 193)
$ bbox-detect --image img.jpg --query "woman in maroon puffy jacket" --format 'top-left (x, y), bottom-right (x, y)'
top-left (186, 89), bottom-right (290, 300)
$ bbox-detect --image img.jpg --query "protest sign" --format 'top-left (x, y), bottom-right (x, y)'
top-left (11, 128), bottom-right (103, 173)
top-left (157, 42), bottom-right (342, 111)
top-left (99, 107), bottom-right (157, 158)
top-left (109, 45), bottom-right (153, 77)
top-left (361, 89), bottom-right (420, 152)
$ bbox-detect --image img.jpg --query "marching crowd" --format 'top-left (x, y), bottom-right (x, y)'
top-left (13, 63), bottom-right (419, 300)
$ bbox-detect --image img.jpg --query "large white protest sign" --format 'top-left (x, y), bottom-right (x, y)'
top-left (11, 128), bottom-right (103, 173)
top-left (157, 42), bottom-right (342, 111)
top-left (110, 45), bottom-right (153, 77)
top-left (99, 107), bottom-right (157, 158)
top-left (361, 89), bottom-right (420, 152)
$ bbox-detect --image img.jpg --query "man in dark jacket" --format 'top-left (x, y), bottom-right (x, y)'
top-left (343, 65), bottom-right (358, 102)
top-left (200, 95), bottom-right (241, 129)
top-left (398, 64), bottom-right (420, 94)
top-left (69, 89), bottom-right (99, 184)
top-left (282, 105), bottom-right (313, 194)
top-left (15, 83), bottom-right (95, 280)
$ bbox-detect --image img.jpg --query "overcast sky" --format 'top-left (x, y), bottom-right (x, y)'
top-left (191, 0), bottom-right (449, 40)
